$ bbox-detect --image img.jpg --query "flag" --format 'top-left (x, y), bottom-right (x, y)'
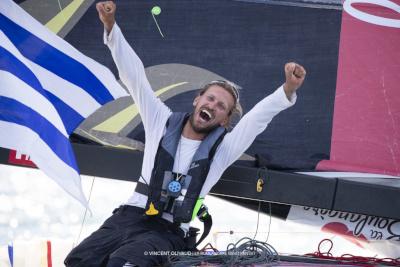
top-left (0, 0), bottom-right (127, 208)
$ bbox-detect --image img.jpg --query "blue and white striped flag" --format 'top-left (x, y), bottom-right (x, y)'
top-left (0, 0), bottom-right (127, 208)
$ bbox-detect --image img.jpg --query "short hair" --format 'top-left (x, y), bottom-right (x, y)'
top-left (199, 80), bottom-right (243, 127)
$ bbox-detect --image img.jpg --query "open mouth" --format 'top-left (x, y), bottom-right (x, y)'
top-left (199, 109), bottom-right (212, 122)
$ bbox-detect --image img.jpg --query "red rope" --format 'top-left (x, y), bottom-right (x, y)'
top-left (200, 242), bottom-right (219, 252)
top-left (305, 239), bottom-right (400, 266)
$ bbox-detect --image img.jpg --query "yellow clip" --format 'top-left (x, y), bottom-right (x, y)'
top-left (145, 202), bottom-right (159, 216)
top-left (256, 178), bottom-right (264, 193)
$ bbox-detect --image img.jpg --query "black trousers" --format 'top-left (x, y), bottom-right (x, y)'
top-left (65, 205), bottom-right (186, 267)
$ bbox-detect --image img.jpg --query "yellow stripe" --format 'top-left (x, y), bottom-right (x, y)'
top-left (93, 82), bottom-right (188, 133)
top-left (78, 129), bottom-right (140, 149)
top-left (154, 82), bottom-right (188, 97)
top-left (45, 0), bottom-right (85, 33)
top-left (92, 105), bottom-right (138, 133)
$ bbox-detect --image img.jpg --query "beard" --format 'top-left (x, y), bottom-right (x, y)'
top-left (189, 113), bottom-right (219, 134)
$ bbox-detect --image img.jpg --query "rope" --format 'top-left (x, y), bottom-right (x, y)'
top-left (73, 176), bottom-right (95, 248)
top-left (305, 239), bottom-right (400, 266)
top-left (169, 237), bottom-right (279, 267)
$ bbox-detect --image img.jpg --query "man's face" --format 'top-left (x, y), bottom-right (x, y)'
top-left (190, 85), bottom-right (235, 133)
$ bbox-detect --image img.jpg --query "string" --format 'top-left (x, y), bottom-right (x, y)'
top-left (253, 201), bottom-right (261, 240)
top-left (265, 202), bottom-right (272, 243)
top-left (73, 176), bottom-right (96, 248)
top-left (152, 13), bottom-right (164, 38)
top-left (57, 0), bottom-right (63, 12)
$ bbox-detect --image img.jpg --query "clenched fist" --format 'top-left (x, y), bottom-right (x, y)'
top-left (283, 62), bottom-right (306, 100)
top-left (96, 1), bottom-right (116, 33)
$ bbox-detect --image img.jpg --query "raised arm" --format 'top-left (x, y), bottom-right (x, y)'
top-left (215, 62), bottom-right (306, 169)
top-left (96, 1), bottom-right (171, 132)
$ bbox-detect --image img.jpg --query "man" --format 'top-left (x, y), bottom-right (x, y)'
top-left (65, 1), bottom-right (306, 267)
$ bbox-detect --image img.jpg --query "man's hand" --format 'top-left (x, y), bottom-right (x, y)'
top-left (283, 62), bottom-right (306, 100)
top-left (96, 1), bottom-right (116, 34)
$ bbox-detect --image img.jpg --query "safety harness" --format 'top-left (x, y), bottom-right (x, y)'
top-left (135, 112), bottom-right (226, 247)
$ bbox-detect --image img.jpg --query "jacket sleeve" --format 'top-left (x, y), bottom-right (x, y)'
top-left (215, 85), bottom-right (296, 168)
top-left (200, 85), bottom-right (296, 196)
top-left (104, 23), bottom-right (171, 132)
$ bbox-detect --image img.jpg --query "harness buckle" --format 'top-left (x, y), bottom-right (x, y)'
top-left (197, 204), bottom-right (209, 222)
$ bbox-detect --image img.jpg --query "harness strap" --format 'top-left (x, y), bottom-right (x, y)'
top-left (135, 182), bottom-right (212, 249)
top-left (195, 204), bottom-right (212, 247)
top-left (135, 182), bottom-right (148, 195)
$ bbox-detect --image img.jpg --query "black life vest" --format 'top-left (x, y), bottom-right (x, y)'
top-left (135, 112), bottom-right (226, 223)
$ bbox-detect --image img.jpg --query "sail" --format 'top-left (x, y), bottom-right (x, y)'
top-left (62, 0), bottom-right (341, 170)
top-left (317, 0), bottom-right (400, 176)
